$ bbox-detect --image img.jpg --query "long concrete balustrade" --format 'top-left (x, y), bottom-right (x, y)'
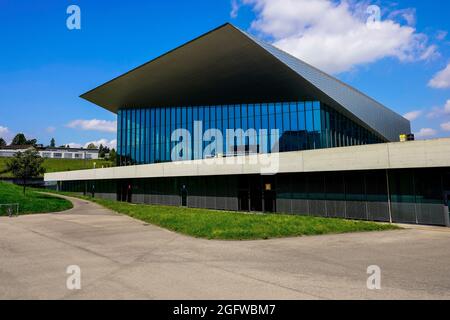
top-left (44, 138), bottom-right (450, 182)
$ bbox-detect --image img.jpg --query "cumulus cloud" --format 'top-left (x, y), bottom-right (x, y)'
top-left (415, 128), bottom-right (437, 138)
top-left (67, 119), bottom-right (117, 133)
top-left (403, 110), bottom-right (423, 121)
top-left (427, 100), bottom-right (450, 118)
top-left (230, 0), bottom-right (240, 18)
top-left (239, 0), bottom-right (437, 74)
top-left (0, 126), bottom-right (12, 143)
top-left (0, 126), bottom-right (9, 136)
top-left (441, 122), bottom-right (450, 132)
top-left (429, 63), bottom-right (450, 89)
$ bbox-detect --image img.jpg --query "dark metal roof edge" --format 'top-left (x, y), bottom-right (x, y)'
top-left (79, 22), bottom-right (234, 102)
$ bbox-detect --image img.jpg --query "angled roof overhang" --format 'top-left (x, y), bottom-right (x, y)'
top-left (81, 23), bottom-right (410, 142)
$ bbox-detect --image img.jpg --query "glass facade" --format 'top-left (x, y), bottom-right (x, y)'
top-left (117, 101), bottom-right (385, 166)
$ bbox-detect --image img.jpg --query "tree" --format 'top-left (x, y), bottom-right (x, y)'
top-left (109, 148), bottom-right (117, 162)
top-left (26, 138), bottom-right (37, 146)
top-left (86, 143), bottom-right (97, 149)
top-left (50, 138), bottom-right (56, 147)
top-left (11, 133), bottom-right (27, 146)
top-left (98, 144), bottom-right (111, 158)
top-left (6, 149), bottom-right (45, 194)
top-left (0, 138), bottom-right (6, 147)
top-left (11, 133), bottom-right (37, 146)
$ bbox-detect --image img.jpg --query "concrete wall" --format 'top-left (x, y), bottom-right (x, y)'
top-left (45, 138), bottom-right (450, 182)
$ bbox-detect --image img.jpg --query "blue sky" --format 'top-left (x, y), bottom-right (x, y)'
top-left (1, 0), bottom-right (450, 148)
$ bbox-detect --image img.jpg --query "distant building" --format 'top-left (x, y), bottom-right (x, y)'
top-left (0, 145), bottom-right (34, 158)
top-left (37, 147), bottom-right (99, 160)
top-left (0, 145), bottom-right (99, 160)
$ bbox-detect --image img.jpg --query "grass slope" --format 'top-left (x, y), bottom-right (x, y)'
top-left (0, 158), bottom-right (113, 178)
top-left (59, 193), bottom-right (399, 240)
top-left (0, 182), bottom-right (72, 215)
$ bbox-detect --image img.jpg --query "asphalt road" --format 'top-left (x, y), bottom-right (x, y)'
top-left (1, 195), bottom-right (449, 300)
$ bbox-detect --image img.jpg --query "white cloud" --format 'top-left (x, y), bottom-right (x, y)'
top-left (67, 119), bottom-right (117, 133)
top-left (67, 139), bottom-right (117, 150)
top-left (46, 126), bottom-right (56, 134)
top-left (230, 0), bottom-right (240, 18)
top-left (427, 100), bottom-right (450, 118)
top-left (429, 63), bottom-right (450, 89)
top-left (441, 122), bottom-right (450, 132)
top-left (415, 128), bottom-right (437, 138)
top-left (0, 126), bottom-right (12, 144)
top-left (0, 126), bottom-right (9, 136)
top-left (403, 110), bottom-right (423, 121)
top-left (436, 30), bottom-right (448, 41)
top-left (67, 142), bottom-right (82, 149)
top-left (240, 0), bottom-right (437, 74)
top-left (388, 8), bottom-right (416, 26)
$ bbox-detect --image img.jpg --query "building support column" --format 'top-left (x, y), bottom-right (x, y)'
top-left (386, 169), bottom-right (393, 224)
top-left (444, 206), bottom-right (450, 227)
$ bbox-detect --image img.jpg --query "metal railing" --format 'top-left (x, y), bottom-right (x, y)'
top-left (0, 204), bottom-right (19, 217)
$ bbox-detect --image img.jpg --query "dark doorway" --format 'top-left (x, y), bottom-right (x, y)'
top-left (238, 175), bottom-right (272, 212)
top-left (250, 177), bottom-right (263, 212)
top-left (262, 176), bottom-right (276, 213)
top-left (238, 190), bottom-right (249, 211)
top-left (118, 181), bottom-right (132, 203)
top-left (181, 185), bottom-right (188, 207)
top-left (263, 190), bottom-right (276, 213)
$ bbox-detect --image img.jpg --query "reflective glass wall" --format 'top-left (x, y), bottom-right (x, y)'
top-left (117, 101), bottom-right (385, 166)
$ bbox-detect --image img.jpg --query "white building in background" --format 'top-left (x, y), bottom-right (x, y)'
top-left (0, 146), bottom-right (99, 160)
top-left (38, 147), bottom-right (99, 160)
top-left (0, 145), bottom-right (33, 158)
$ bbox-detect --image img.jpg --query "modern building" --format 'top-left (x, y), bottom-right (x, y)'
top-left (45, 23), bottom-right (450, 226)
top-left (0, 145), bottom-right (99, 160)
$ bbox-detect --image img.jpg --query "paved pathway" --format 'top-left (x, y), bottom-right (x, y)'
top-left (1, 194), bottom-right (450, 299)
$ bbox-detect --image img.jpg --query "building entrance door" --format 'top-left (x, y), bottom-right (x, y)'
top-left (118, 181), bottom-right (132, 203)
top-left (181, 186), bottom-right (188, 207)
top-left (262, 176), bottom-right (276, 213)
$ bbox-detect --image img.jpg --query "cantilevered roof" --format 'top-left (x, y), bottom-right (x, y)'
top-left (81, 23), bottom-right (410, 141)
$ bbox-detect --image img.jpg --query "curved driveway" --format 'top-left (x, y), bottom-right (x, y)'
top-left (1, 194), bottom-right (450, 299)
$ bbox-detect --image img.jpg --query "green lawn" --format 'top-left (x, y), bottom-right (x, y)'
top-left (0, 157), bottom-right (114, 178)
top-left (55, 192), bottom-right (399, 240)
top-left (0, 182), bottom-right (73, 215)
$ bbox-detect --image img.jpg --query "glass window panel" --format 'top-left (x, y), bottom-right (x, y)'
top-left (150, 108), bottom-right (155, 163)
top-left (176, 107), bottom-right (182, 125)
top-left (222, 105), bottom-right (228, 131)
top-left (268, 103), bottom-right (276, 115)
top-left (204, 106), bottom-right (210, 125)
top-left (313, 101), bottom-right (320, 110)
top-left (313, 108), bottom-right (321, 132)
top-left (283, 102), bottom-right (290, 132)
top-left (306, 109), bottom-right (313, 131)
top-left (255, 103), bottom-right (261, 117)
top-left (275, 103), bottom-right (283, 132)
top-left (290, 103), bottom-right (298, 131)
